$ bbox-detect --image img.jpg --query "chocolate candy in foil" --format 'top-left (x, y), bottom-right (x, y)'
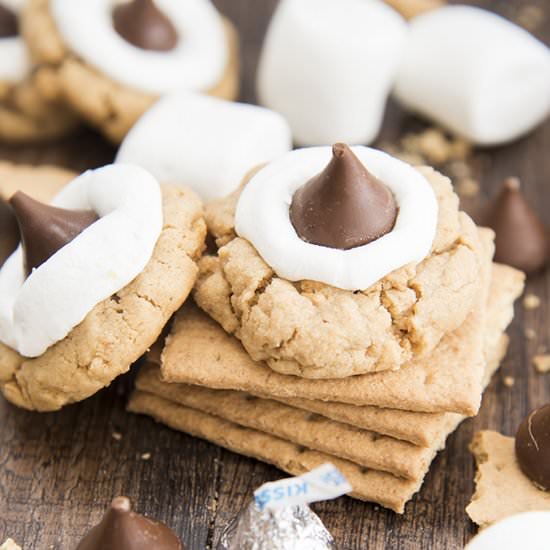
top-left (220, 463), bottom-right (351, 549)
top-left (220, 502), bottom-right (335, 550)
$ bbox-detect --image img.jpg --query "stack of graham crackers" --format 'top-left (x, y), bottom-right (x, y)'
top-left (129, 228), bottom-right (524, 513)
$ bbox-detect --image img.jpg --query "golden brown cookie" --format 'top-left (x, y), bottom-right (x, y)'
top-left (0, 184), bottom-right (206, 411)
top-left (195, 166), bottom-right (487, 379)
top-left (21, 0), bottom-right (239, 143)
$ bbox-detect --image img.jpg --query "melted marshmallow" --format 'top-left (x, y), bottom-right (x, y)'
top-left (0, 164), bottom-right (163, 357)
top-left (116, 93), bottom-right (292, 202)
top-left (393, 6), bottom-right (550, 145)
top-left (257, 0), bottom-right (407, 145)
top-left (50, 0), bottom-right (228, 94)
top-left (235, 147), bottom-right (438, 291)
top-left (0, 0), bottom-right (30, 82)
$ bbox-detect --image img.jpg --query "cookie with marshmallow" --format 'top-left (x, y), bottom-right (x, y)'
top-left (256, 0), bottom-right (407, 146)
top-left (116, 93), bottom-right (292, 202)
top-left (194, 145), bottom-right (487, 379)
top-left (21, 0), bottom-right (239, 143)
top-left (393, 6), bottom-right (550, 145)
top-left (0, 163), bottom-right (206, 411)
top-left (0, 0), bottom-right (77, 142)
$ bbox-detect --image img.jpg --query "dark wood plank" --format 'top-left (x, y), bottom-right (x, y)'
top-left (0, 1), bottom-right (549, 549)
top-left (0, 374), bottom-right (221, 550)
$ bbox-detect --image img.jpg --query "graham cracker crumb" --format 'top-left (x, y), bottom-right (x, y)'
top-left (524, 328), bottom-right (537, 340)
top-left (533, 354), bottom-right (550, 373)
top-left (379, 143), bottom-right (425, 166)
top-left (401, 128), bottom-right (470, 165)
top-left (447, 160), bottom-right (471, 179)
top-left (503, 376), bottom-right (515, 387)
top-left (523, 294), bottom-right (541, 310)
top-left (112, 431), bottom-right (122, 441)
top-left (140, 452), bottom-right (151, 460)
top-left (1, 540), bottom-right (22, 550)
top-left (457, 177), bottom-right (480, 198)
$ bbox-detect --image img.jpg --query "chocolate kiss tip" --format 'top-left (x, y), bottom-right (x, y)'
top-left (504, 177), bottom-right (521, 192)
top-left (111, 497), bottom-right (132, 512)
top-left (113, 0), bottom-right (179, 52)
top-left (332, 143), bottom-right (347, 158)
top-left (9, 191), bottom-right (98, 275)
top-left (482, 177), bottom-right (549, 274)
top-left (289, 143), bottom-right (397, 250)
top-left (77, 496), bottom-right (183, 550)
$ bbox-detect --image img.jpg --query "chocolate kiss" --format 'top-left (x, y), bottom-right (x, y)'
top-left (515, 404), bottom-right (550, 491)
top-left (289, 143), bottom-right (398, 250)
top-left (481, 178), bottom-right (548, 274)
top-left (0, 4), bottom-right (18, 38)
top-left (9, 191), bottom-right (98, 275)
top-left (0, 198), bottom-right (19, 267)
top-left (76, 496), bottom-right (183, 550)
top-left (113, 0), bottom-right (179, 52)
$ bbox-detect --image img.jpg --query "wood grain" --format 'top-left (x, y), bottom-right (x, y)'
top-left (1, 1), bottom-right (549, 548)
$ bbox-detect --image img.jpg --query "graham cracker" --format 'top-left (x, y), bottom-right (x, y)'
top-left (0, 161), bottom-right (74, 203)
top-left (467, 431), bottom-right (550, 527)
top-left (128, 390), bottom-right (422, 514)
top-left (137, 363), bottom-right (442, 480)
top-left (160, 261), bottom-right (523, 415)
top-left (135, 310), bottom-right (508, 483)
top-left (134, 263), bottom-right (517, 484)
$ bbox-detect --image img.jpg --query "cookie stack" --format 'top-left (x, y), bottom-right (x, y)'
top-left (128, 144), bottom-right (525, 513)
top-left (0, 0), bottom-right (239, 144)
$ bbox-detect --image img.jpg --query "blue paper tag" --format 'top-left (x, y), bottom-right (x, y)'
top-left (254, 463), bottom-right (352, 511)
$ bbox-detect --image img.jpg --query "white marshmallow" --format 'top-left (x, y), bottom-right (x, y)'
top-left (0, 164), bottom-right (163, 357)
top-left (465, 511), bottom-right (550, 550)
top-left (116, 93), bottom-right (292, 202)
top-left (0, 37), bottom-right (30, 82)
top-left (394, 6), bottom-right (550, 145)
top-left (50, 0), bottom-right (228, 94)
top-left (0, 0), bottom-right (30, 83)
top-left (235, 146), bottom-right (438, 291)
top-left (256, 0), bottom-right (407, 146)
top-left (1, 0), bottom-right (25, 11)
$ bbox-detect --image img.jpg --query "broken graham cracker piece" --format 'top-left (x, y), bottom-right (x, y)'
top-left (137, 363), bottom-right (450, 480)
top-left (161, 263), bottom-right (524, 415)
top-left (128, 390), bottom-right (422, 514)
top-left (467, 431), bottom-right (550, 527)
top-left (523, 293), bottom-right (541, 310)
top-left (533, 354), bottom-right (550, 374)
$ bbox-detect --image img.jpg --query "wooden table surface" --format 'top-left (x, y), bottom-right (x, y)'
top-left (1, 1), bottom-right (549, 548)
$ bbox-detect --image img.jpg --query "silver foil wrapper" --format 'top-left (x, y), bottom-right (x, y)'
top-left (219, 502), bottom-right (335, 550)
